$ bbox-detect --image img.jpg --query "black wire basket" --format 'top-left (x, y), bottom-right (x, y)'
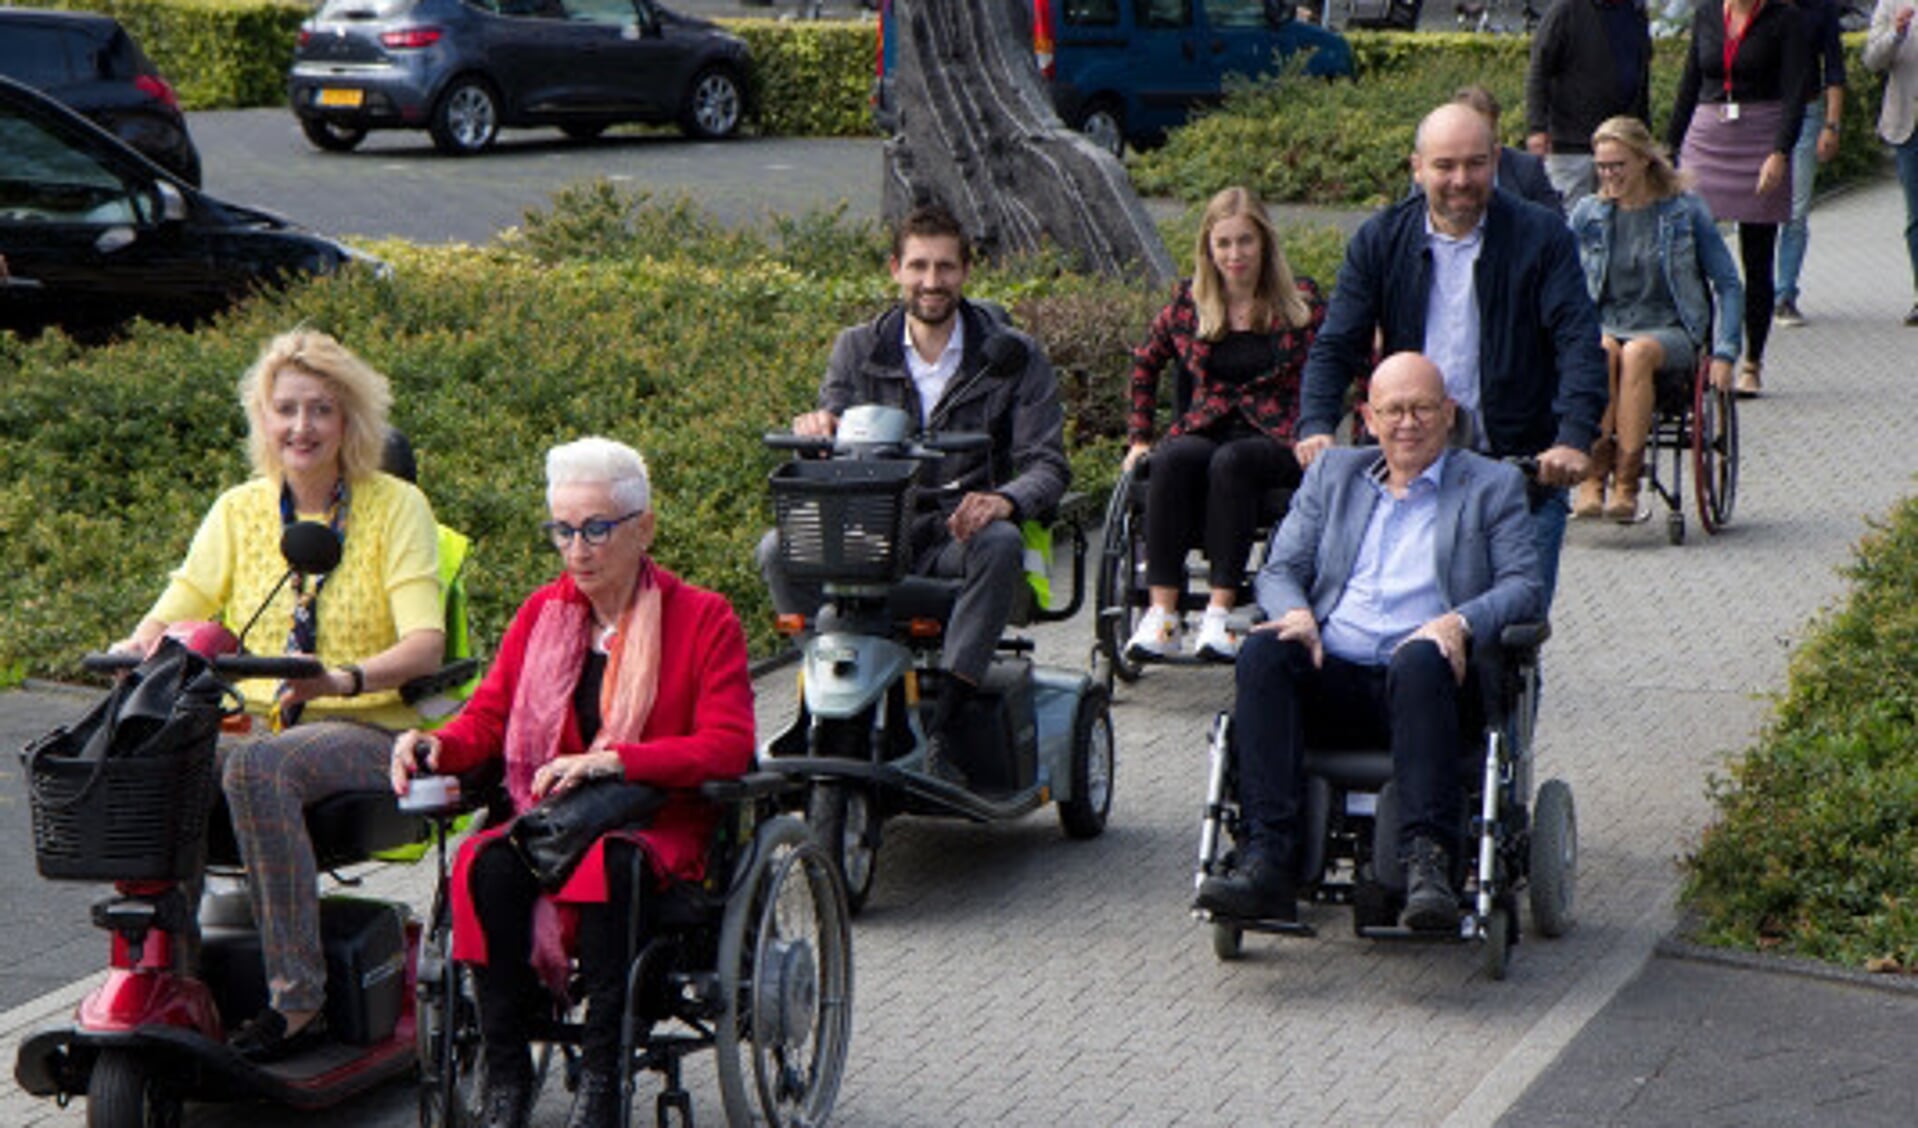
top-left (770, 459), bottom-right (919, 584)
top-left (25, 729), bottom-right (220, 882)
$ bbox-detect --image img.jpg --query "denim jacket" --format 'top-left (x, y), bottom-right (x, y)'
top-left (1568, 191), bottom-right (1744, 363)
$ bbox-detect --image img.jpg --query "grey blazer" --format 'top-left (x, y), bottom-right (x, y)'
top-left (1254, 447), bottom-right (1544, 647)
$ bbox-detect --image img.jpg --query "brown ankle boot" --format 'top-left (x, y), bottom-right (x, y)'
top-left (1573, 437), bottom-right (1613, 519)
top-left (1606, 447), bottom-right (1644, 522)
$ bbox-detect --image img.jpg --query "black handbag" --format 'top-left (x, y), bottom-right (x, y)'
top-left (508, 778), bottom-right (667, 890)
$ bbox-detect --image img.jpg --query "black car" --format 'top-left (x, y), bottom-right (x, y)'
top-left (0, 9), bottom-right (202, 186)
top-left (0, 76), bottom-right (379, 341)
top-left (289, 0), bottom-right (753, 156)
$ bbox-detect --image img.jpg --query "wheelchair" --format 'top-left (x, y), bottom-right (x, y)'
top-left (1190, 624), bottom-right (1577, 981)
top-left (415, 772), bottom-right (852, 1128)
top-left (1637, 351), bottom-right (1738, 545)
top-left (1093, 451), bottom-right (1292, 684)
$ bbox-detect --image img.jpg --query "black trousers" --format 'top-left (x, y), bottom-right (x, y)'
top-left (1232, 632), bottom-right (1481, 865)
top-left (1143, 431), bottom-right (1301, 589)
top-left (1739, 221), bottom-right (1778, 364)
top-left (469, 837), bottom-right (645, 1081)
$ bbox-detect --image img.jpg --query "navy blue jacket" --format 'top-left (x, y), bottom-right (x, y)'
top-left (1298, 188), bottom-right (1608, 457)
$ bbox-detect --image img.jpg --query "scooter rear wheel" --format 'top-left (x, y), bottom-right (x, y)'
top-left (87, 1049), bottom-right (182, 1128)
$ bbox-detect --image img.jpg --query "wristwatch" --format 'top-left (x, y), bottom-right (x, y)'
top-left (342, 664), bottom-right (365, 697)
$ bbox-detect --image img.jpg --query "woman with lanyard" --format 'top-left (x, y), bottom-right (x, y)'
top-left (1667, 0), bottom-right (1810, 398)
top-left (115, 329), bottom-right (443, 1060)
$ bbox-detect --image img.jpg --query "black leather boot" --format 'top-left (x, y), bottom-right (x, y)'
top-left (1401, 836), bottom-right (1460, 932)
top-left (478, 1066), bottom-right (534, 1128)
top-left (565, 1065), bottom-right (622, 1128)
top-left (1195, 849), bottom-right (1297, 922)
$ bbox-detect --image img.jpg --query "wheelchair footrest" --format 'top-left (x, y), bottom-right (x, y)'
top-left (1196, 910), bottom-right (1316, 939)
top-left (1357, 922), bottom-right (1474, 943)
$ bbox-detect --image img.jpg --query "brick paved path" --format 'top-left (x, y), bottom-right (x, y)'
top-left (5, 178), bottom-right (1915, 1126)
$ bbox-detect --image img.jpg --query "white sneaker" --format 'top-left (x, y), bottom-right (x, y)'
top-left (1123, 606), bottom-right (1182, 660)
top-left (1194, 609), bottom-right (1239, 661)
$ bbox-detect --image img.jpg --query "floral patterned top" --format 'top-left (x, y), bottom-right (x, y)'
top-left (1127, 277), bottom-right (1325, 447)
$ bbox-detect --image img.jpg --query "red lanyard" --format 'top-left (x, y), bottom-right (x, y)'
top-left (1721, 0), bottom-right (1763, 100)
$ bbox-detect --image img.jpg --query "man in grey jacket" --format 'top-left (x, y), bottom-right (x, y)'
top-left (1197, 353), bottom-right (1543, 930)
top-left (762, 204), bottom-right (1070, 780)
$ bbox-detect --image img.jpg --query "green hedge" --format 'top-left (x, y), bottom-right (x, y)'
top-left (0, 187), bottom-right (1260, 675)
top-left (727, 18), bottom-right (877, 137)
top-left (1681, 495), bottom-right (1918, 971)
top-left (28, 0), bottom-right (307, 110)
top-left (1130, 30), bottom-right (1887, 207)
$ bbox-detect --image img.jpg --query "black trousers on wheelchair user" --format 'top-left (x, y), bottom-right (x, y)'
top-left (469, 837), bottom-right (648, 1081)
top-left (1233, 633), bottom-right (1483, 868)
top-left (1143, 432), bottom-right (1300, 589)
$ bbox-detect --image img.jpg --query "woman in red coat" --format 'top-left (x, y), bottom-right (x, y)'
top-left (391, 436), bottom-right (754, 1128)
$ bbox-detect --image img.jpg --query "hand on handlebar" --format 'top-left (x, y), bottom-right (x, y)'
top-left (275, 657), bottom-right (348, 709)
top-left (1294, 434), bottom-right (1333, 468)
top-left (1122, 441), bottom-right (1151, 472)
top-left (1533, 445), bottom-right (1589, 488)
top-left (792, 410), bottom-right (839, 439)
top-left (390, 731), bottom-right (440, 796)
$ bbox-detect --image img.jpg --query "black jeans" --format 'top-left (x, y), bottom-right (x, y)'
top-left (1232, 633), bottom-right (1479, 865)
top-left (1144, 432), bottom-right (1301, 589)
top-left (469, 837), bottom-right (645, 1081)
top-left (1739, 221), bottom-right (1779, 364)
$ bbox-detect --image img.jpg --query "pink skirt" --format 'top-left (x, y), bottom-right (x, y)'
top-left (1680, 101), bottom-right (1792, 225)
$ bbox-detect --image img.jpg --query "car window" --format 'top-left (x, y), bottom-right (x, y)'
top-left (0, 27), bottom-right (79, 87)
top-left (1135, 0), bottom-right (1193, 28)
top-left (0, 111), bottom-right (148, 225)
top-left (1204, 0), bottom-right (1268, 27)
top-left (496, 0), bottom-right (567, 18)
top-left (1062, 0), bottom-right (1121, 25)
top-left (563, 0), bottom-right (638, 25)
top-left (315, 0), bottom-right (417, 17)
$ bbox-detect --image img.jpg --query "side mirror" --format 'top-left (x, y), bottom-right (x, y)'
top-left (157, 181), bottom-right (188, 224)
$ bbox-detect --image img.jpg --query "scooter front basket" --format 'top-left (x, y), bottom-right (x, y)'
top-left (770, 458), bottom-right (918, 583)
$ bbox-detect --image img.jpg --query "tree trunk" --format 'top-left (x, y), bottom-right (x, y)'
top-left (881, 0), bottom-right (1176, 287)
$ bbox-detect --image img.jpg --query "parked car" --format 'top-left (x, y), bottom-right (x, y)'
top-left (0, 76), bottom-right (379, 341)
top-left (0, 8), bottom-right (202, 186)
top-left (876, 0), bottom-right (1354, 156)
top-left (288, 0), bottom-right (753, 156)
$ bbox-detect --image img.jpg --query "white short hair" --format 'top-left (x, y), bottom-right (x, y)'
top-left (545, 436), bottom-right (651, 514)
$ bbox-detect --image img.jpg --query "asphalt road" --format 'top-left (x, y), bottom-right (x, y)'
top-left (191, 109), bottom-right (885, 245)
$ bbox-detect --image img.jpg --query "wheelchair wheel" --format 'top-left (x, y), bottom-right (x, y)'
top-left (417, 889), bottom-right (484, 1128)
top-left (715, 814), bottom-right (852, 1128)
top-left (1481, 904), bottom-right (1512, 981)
top-left (1095, 464), bottom-right (1148, 683)
top-left (1528, 779), bottom-right (1578, 939)
top-left (1691, 364), bottom-right (1738, 534)
top-left (806, 782), bottom-right (879, 916)
top-left (1057, 684), bottom-right (1114, 839)
top-left (1211, 922), bottom-right (1244, 961)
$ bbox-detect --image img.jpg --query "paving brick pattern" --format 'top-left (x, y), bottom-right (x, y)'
top-left (4, 180), bottom-right (1915, 1126)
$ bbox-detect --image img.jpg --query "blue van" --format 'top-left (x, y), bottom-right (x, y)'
top-left (876, 0), bottom-right (1354, 156)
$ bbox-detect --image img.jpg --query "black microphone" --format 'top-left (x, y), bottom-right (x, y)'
top-left (234, 522), bottom-right (343, 654)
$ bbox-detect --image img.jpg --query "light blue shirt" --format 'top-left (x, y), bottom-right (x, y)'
top-left (1319, 452), bottom-right (1452, 667)
top-left (1423, 215), bottom-right (1485, 448)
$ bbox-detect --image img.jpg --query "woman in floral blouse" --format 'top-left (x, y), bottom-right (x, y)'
top-left (1123, 186), bottom-right (1325, 662)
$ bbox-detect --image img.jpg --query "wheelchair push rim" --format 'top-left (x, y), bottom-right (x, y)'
top-left (1094, 462), bottom-right (1150, 683)
top-left (1691, 368), bottom-right (1738, 534)
top-left (715, 814), bottom-right (853, 1127)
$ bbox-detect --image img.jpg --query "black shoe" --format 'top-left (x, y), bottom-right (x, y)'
top-left (1195, 852), bottom-right (1297, 923)
top-left (227, 1007), bottom-right (327, 1063)
top-left (565, 1066), bottom-right (621, 1128)
top-left (1401, 837), bottom-right (1460, 932)
top-left (921, 731), bottom-right (971, 788)
top-left (478, 1071), bottom-right (534, 1128)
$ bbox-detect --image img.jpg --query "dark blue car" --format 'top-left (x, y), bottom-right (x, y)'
top-left (877, 0), bottom-right (1354, 156)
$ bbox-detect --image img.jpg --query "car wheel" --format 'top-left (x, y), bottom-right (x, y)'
top-left (301, 117), bottom-right (368, 153)
top-left (430, 77), bottom-right (500, 156)
top-left (680, 66), bottom-right (744, 140)
top-left (1073, 99), bottom-right (1125, 159)
top-left (560, 122), bottom-right (607, 141)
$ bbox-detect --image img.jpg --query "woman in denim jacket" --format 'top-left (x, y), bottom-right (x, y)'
top-left (1568, 115), bottom-right (1744, 522)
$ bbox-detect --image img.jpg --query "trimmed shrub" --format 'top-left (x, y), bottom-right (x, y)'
top-left (1681, 495), bottom-right (1918, 971)
top-left (0, 187), bottom-right (1231, 674)
top-left (727, 18), bottom-right (878, 137)
top-left (1131, 32), bottom-right (1886, 207)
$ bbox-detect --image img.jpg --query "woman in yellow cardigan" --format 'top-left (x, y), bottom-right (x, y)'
top-left (115, 329), bottom-right (443, 1060)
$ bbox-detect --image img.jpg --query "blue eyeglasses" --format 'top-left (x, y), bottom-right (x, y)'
top-left (543, 510), bottom-right (644, 550)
